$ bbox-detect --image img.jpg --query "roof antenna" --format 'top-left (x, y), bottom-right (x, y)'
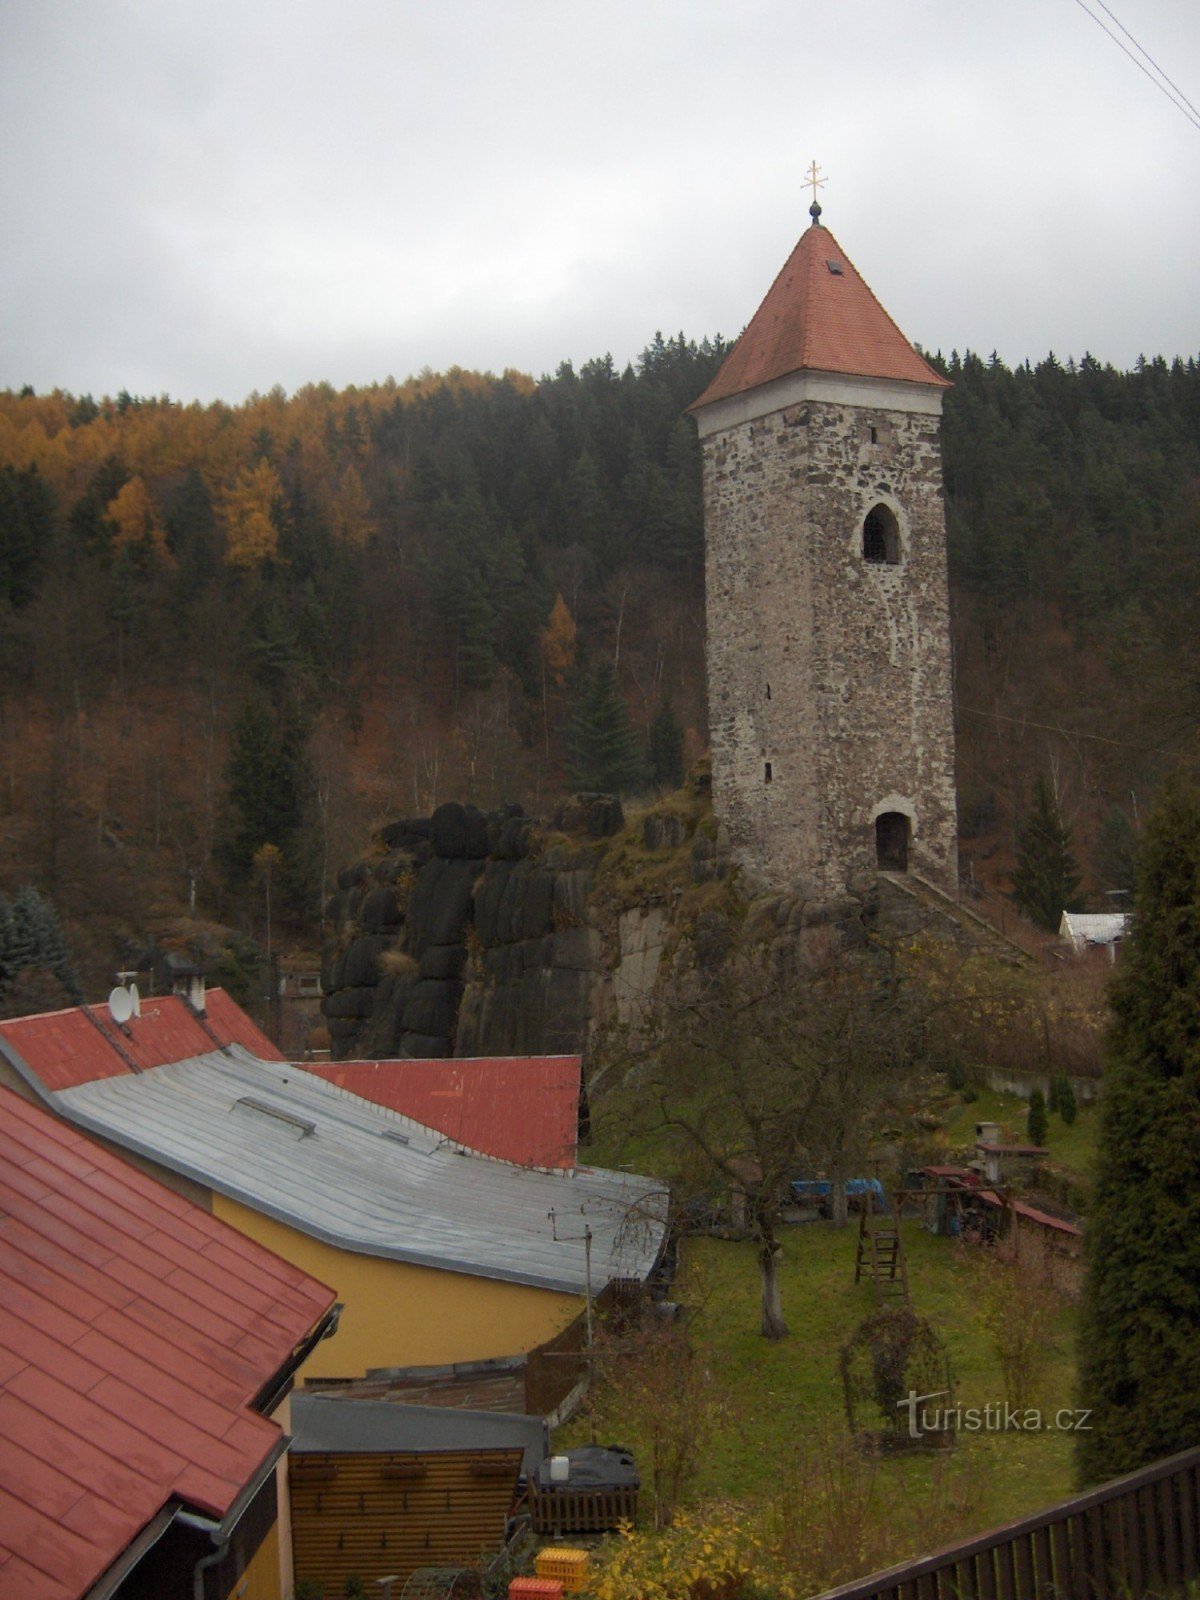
top-left (804, 158), bottom-right (826, 226)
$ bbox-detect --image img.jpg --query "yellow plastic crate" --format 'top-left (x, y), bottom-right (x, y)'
top-left (535, 1549), bottom-right (591, 1592)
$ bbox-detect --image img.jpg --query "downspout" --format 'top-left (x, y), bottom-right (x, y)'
top-left (176, 1511), bottom-right (228, 1600)
top-left (178, 1435), bottom-right (289, 1600)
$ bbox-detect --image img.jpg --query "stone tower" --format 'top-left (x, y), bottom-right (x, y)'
top-left (689, 205), bottom-right (958, 901)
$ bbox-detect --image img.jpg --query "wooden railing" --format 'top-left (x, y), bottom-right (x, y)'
top-left (809, 1443), bottom-right (1200, 1600)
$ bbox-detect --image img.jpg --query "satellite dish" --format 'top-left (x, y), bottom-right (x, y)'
top-left (128, 982), bottom-right (141, 1018)
top-left (108, 986), bottom-right (134, 1025)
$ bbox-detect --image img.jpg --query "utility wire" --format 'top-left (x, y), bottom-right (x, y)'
top-left (958, 702), bottom-right (1195, 758)
top-left (1069, 0), bottom-right (1200, 133)
top-left (1091, 0), bottom-right (1200, 122)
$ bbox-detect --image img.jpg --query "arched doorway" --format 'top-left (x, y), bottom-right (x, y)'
top-left (876, 811), bottom-right (910, 872)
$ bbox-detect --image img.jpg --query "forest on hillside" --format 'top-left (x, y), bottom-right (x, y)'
top-left (0, 337), bottom-right (1197, 984)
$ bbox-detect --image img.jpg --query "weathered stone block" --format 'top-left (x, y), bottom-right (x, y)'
top-left (431, 801), bottom-right (490, 860)
top-left (324, 985), bottom-right (376, 1020)
top-left (418, 943), bottom-right (468, 981)
top-left (341, 933), bottom-right (393, 988)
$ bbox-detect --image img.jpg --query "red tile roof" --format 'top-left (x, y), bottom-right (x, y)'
top-left (690, 220), bottom-right (950, 411)
top-left (0, 1086), bottom-right (335, 1600)
top-left (304, 1055), bottom-right (581, 1169)
top-left (0, 988), bottom-right (282, 1092)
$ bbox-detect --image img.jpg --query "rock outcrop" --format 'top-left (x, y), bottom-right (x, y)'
top-left (321, 798), bottom-right (621, 1059)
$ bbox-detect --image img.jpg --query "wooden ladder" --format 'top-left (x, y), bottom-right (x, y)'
top-left (854, 1201), bottom-right (910, 1306)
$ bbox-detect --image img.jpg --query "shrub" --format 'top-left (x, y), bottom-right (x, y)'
top-left (1053, 1073), bottom-right (1078, 1125)
top-left (1027, 1089), bottom-right (1048, 1146)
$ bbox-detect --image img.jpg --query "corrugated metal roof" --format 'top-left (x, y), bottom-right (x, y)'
top-left (305, 1055), bottom-right (580, 1169)
top-left (1060, 911), bottom-right (1129, 948)
top-left (53, 1050), bottom-right (666, 1296)
top-left (689, 220), bottom-right (950, 412)
top-left (0, 987), bottom-right (282, 1092)
top-left (0, 1085), bottom-right (336, 1600)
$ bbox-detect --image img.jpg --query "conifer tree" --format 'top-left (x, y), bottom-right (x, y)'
top-left (566, 660), bottom-right (644, 796)
top-left (0, 887), bottom-right (80, 1005)
top-left (648, 700), bottom-right (685, 791)
top-left (1010, 775), bottom-right (1083, 931)
top-left (1077, 780), bottom-right (1200, 1483)
top-left (0, 895), bottom-right (17, 1003)
top-left (221, 697), bottom-right (311, 892)
top-left (1052, 1072), bottom-right (1077, 1126)
top-left (1026, 1088), bottom-right (1048, 1146)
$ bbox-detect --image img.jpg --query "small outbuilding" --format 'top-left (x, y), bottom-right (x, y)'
top-left (1059, 910), bottom-right (1130, 961)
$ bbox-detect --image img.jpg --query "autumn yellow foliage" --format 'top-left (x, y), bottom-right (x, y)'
top-left (218, 458), bottom-right (283, 567)
top-left (591, 1507), bottom-right (795, 1600)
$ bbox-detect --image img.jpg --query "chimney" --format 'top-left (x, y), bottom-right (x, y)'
top-left (164, 952), bottom-right (206, 1015)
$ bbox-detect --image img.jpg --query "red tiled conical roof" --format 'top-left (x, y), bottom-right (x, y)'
top-left (690, 219), bottom-right (949, 411)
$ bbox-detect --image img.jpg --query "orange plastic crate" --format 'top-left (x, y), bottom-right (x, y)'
top-left (535, 1549), bottom-right (590, 1592)
top-left (510, 1581), bottom-right (564, 1600)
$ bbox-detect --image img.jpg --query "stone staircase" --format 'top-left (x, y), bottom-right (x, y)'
top-left (875, 871), bottom-right (1034, 964)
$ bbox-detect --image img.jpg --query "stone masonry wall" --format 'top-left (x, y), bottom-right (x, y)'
top-left (701, 393), bottom-right (958, 900)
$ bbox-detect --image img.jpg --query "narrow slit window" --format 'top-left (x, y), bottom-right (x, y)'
top-left (765, 683), bottom-right (771, 700)
top-left (764, 762), bottom-right (773, 783)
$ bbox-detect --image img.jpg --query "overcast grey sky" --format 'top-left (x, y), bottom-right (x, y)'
top-left (3, 0), bottom-right (1198, 404)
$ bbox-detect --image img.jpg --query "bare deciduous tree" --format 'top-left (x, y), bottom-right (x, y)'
top-left (595, 933), bottom-right (929, 1340)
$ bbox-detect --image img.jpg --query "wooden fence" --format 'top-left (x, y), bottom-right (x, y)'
top-left (809, 1443), bottom-right (1200, 1600)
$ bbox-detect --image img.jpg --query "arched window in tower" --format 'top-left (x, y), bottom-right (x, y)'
top-left (875, 811), bottom-right (910, 872)
top-left (863, 503), bottom-right (900, 565)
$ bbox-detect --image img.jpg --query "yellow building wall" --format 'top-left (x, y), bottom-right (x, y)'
top-left (213, 1196), bottom-right (581, 1375)
top-left (269, 1393), bottom-right (297, 1600)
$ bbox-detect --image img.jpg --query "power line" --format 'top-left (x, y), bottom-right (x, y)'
top-left (1069, 0), bottom-right (1200, 134)
top-left (1091, 0), bottom-right (1200, 122)
top-left (958, 702), bottom-right (1195, 758)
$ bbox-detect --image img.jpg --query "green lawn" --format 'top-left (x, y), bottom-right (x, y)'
top-left (935, 1083), bottom-right (1101, 1206)
top-left (563, 1218), bottom-right (1081, 1552)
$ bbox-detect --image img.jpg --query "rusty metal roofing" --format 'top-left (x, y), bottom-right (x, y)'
top-left (0, 1085), bottom-right (335, 1600)
top-left (0, 988), bottom-right (282, 1092)
top-left (49, 1049), bottom-right (666, 1297)
top-left (305, 1055), bottom-right (580, 1169)
top-left (689, 220), bottom-right (950, 411)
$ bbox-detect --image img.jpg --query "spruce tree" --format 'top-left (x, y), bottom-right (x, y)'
top-left (647, 700), bottom-right (685, 791)
top-left (1027, 1088), bottom-right (1048, 1146)
top-left (1077, 780), bottom-right (1200, 1483)
top-left (1011, 775), bottom-right (1083, 931)
top-left (3, 887), bottom-right (80, 1004)
top-left (1052, 1072), bottom-right (1078, 1126)
top-left (0, 895), bottom-right (15, 1004)
top-left (221, 696), bottom-right (311, 890)
top-left (566, 661), bottom-right (644, 796)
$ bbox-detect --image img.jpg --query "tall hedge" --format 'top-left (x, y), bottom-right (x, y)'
top-left (1076, 780), bottom-right (1200, 1483)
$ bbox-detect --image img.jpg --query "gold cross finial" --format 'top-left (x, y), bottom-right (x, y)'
top-left (804, 160), bottom-right (826, 206)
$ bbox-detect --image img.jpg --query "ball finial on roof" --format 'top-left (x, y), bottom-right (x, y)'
top-left (804, 159), bottom-right (826, 227)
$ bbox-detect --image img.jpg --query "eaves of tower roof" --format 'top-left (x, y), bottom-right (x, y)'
top-left (689, 220), bottom-right (949, 412)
